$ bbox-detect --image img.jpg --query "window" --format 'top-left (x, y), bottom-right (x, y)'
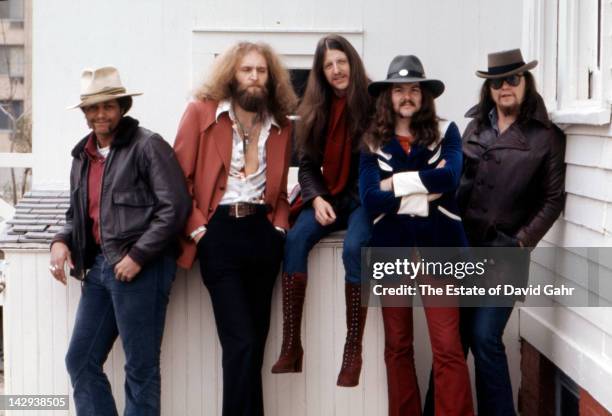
top-left (289, 68), bottom-right (310, 166)
top-left (0, 100), bottom-right (22, 130)
top-left (523, 0), bottom-right (611, 124)
top-left (555, 370), bottom-right (579, 416)
top-left (0, 0), bottom-right (24, 21)
top-left (0, 46), bottom-right (24, 77)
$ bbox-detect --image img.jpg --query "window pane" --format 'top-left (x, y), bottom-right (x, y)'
top-left (0, 47), bottom-right (9, 75)
top-left (0, 0), bottom-right (23, 20)
top-left (9, 46), bottom-right (23, 77)
top-left (0, 167), bottom-right (31, 208)
top-left (9, 0), bottom-right (23, 20)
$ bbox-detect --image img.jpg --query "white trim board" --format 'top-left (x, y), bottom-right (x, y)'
top-left (520, 307), bottom-right (612, 412)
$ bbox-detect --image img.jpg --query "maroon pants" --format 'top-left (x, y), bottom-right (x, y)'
top-left (382, 306), bottom-right (474, 416)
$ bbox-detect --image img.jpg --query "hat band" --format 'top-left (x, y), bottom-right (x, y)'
top-left (387, 69), bottom-right (424, 79)
top-left (80, 87), bottom-right (126, 99)
top-left (487, 61), bottom-right (525, 75)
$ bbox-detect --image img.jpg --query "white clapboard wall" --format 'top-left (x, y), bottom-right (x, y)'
top-left (1, 240), bottom-right (520, 416)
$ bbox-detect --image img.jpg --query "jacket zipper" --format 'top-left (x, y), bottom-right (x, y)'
top-left (76, 156), bottom-right (89, 280)
top-left (98, 149), bottom-right (113, 261)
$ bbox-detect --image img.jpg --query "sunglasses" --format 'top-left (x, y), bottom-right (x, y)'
top-left (489, 74), bottom-right (523, 90)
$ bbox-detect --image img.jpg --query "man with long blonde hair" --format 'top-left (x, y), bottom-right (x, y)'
top-left (173, 42), bottom-right (297, 416)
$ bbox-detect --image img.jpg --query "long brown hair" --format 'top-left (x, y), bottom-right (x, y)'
top-left (195, 42), bottom-right (297, 125)
top-left (475, 70), bottom-right (539, 131)
top-left (363, 85), bottom-right (440, 151)
top-left (297, 34), bottom-right (371, 159)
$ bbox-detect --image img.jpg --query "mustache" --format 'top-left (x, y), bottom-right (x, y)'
top-left (399, 99), bottom-right (416, 107)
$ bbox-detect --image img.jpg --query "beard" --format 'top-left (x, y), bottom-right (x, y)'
top-left (499, 103), bottom-right (520, 117)
top-left (232, 83), bottom-right (269, 113)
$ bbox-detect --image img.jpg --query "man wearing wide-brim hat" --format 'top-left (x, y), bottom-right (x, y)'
top-left (453, 48), bottom-right (566, 416)
top-left (360, 54), bottom-right (475, 416)
top-left (50, 66), bottom-right (191, 415)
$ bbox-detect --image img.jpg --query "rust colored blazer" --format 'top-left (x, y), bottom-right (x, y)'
top-left (173, 99), bottom-right (292, 269)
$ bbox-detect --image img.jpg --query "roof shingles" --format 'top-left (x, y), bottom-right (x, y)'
top-left (0, 190), bottom-right (69, 249)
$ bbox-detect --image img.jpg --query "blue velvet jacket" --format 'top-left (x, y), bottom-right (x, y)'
top-left (359, 121), bottom-right (468, 247)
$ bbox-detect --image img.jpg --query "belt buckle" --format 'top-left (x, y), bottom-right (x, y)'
top-left (233, 203), bottom-right (246, 218)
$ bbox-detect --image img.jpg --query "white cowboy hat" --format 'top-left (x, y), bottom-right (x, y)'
top-left (67, 66), bottom-right (142, 110)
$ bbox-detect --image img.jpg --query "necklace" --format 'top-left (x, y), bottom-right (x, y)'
top-left (232, 106), bottom-right (261, 173)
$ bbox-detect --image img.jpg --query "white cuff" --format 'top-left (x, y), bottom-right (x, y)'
top-left (397, 194), bottom-right (429, 217)
top-left (189, 225), bottom-right (207, 240)
top-left (392, 172), bottom-right (428, 197)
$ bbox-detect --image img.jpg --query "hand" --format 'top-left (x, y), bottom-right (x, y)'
top-left (380, 177), bottom-right (394, 192)
top-left (114, 255), bottom-right (142, 282)
top-left (312, 196), bottom-right (336, 226)
top-left (49, 242), bottom-right (73, 285)
top-left (193, 230), bottom-right (206, 244)
top-left (436, 159), bottom-right (446, 168)
top-left (427, 193), bottom-right (442, 201)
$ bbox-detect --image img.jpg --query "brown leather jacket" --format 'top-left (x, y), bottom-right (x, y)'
top-left (457, 94), bottom-right (566, 247)
top-left (53, 116), bottom-right (192, 278)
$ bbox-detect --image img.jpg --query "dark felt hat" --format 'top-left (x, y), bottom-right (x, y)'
top-left (476, 48), bottom-right (538, 79)
top-left (368, 55), bottom-right (445, 98)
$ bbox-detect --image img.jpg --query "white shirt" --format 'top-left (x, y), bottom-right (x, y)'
top-left (216, 99), bottom-right (279, 205)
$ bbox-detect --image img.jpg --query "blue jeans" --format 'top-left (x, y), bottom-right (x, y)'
top-left (65, 254), bottom-right (176, 416)
top-left (461, 306), bottom-right (515, 416)
top-left (283, 203), bottom-right (371, 284)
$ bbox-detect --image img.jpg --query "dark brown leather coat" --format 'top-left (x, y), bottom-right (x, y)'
top-left (53, 116), bottom-right (191, 278)
top-left (457, 94), bottom-right (566, 247)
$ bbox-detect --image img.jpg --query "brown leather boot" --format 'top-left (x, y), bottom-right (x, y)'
top-left (271, 272), bottom-right (307, 373)
top-left (337, 282), bottom-right (368, 387)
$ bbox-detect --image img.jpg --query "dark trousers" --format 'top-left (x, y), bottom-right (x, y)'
top-left (283, 203), bottom-right (371, 284)
top-left (197, 208), bottom-right (284, 416)
top-left (65, 254), bottom-right (176, 416)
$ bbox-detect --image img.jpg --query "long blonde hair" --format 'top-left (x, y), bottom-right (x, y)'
top-left (195, 42), bottom-right (297, 125)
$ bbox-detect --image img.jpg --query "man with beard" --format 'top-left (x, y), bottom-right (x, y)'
top-left (452, 49), bottom-right (565, 416)
top-left (173, 42), bottom-right (297, 416)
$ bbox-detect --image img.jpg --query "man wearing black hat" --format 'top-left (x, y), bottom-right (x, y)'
top-left (360, 55), bottom-right (474, 416)
top-left (456, 49), bottom-right (566, 416)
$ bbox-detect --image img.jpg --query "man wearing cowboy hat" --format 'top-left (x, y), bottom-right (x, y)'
top-left (360, 55), bottom-right (474, 416)
top-left (50, 66), bottom-right (191, 415)
top-left (453, 49), bottom-right (566, 416)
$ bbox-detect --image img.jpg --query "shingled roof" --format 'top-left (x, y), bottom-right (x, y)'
top-left (0, 190), bottom-right (69, 250)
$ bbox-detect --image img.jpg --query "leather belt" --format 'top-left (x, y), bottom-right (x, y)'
top-left (222, 202), bottom-right (266, 218)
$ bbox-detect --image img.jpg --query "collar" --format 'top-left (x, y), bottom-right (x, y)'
top-left (71, 116), bottom-right (140, 158)
top-left (215, 99), bottom-right (280, 129)
top-left (465, 92), bottom-right (552, 129)
top-left (488, 107), bottom-right (500, 135)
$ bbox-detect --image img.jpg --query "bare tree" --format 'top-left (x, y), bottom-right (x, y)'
top-left (0, 2), bottom-right (31, 206)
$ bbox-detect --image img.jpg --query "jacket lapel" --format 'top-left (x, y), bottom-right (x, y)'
top-left (265, 126), bottom-right (283, 203)
top-left (211, 114), bottom-right (233, 173)
top-left (487, 125), bottom-right (531, 152)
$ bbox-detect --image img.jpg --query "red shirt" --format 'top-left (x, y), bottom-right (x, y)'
top-left (396, 134), bottom-right (413, 155)
top-left (84, 134), bottom-right (107, 245)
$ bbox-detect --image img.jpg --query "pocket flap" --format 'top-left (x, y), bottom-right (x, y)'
top-left (112, 190), bottom-right (155, 207)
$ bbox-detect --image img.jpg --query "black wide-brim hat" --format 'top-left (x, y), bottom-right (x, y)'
top-left (476, 48), bottom-right (538, 79)
top-left (368, 55), bottom-right (445, 98)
